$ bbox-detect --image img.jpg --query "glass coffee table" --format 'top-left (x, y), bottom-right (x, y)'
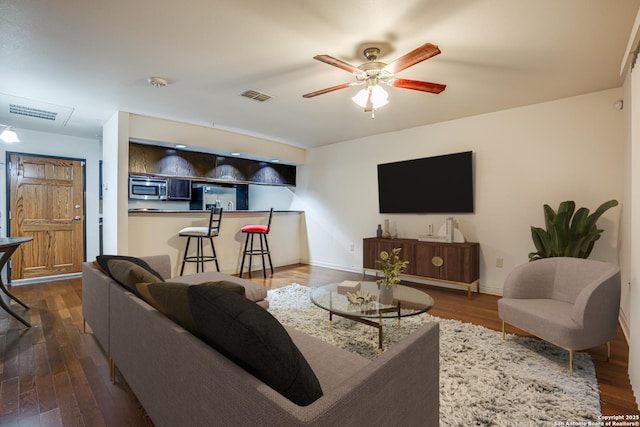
top-left (310, 281), bottom-right (434, 350)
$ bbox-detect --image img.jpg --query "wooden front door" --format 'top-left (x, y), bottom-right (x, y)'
top-left (8, 153), bottom-right (85, 280)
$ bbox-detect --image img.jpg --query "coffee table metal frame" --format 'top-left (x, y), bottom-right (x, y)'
top-left (310, 281), bottom-right (434, 350)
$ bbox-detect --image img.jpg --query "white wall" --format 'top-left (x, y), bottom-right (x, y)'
top-left (621, 74), bottom-right (634, 343)
top-left (102, 111), bottom-right (130, 255)
top-left (128, 113), bottom-right (306, 165)
top-left (294, 88), bottom-right (625, 296)
top-left (249, 184), bottom-right (296, 211)
top-left (628, 50), bottom-right (640, 408)
top-left (0, 127), bottom-right (102, 261)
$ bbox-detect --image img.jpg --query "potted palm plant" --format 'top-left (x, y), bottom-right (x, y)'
top-left (528, 199), bottom-right (618, 261)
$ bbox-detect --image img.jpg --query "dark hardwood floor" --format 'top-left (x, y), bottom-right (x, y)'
top-left (0, 264), bottom-right (638, 426)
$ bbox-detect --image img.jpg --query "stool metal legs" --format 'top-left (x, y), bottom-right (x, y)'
top-left (180, 236), bottom-right (220, 275)
top-left (239, 232), bottom-right (273, 278)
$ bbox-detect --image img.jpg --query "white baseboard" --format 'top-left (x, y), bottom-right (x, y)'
top-left (619, 310), bottom-right (630, 344)
top-left (10, 272), bottom-right (82, 286)
top-left (307, 260), bottom-right (363, 275)
top-left (224, 257), bottom-right (304, 276)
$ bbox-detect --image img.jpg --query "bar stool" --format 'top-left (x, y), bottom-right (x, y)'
top-left (239, 208), bottom-right (273, 278)
top-left (179, 207), bottom-right (223, 275)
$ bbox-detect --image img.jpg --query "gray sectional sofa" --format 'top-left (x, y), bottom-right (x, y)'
top-left (82, 255), bottom-right (440, 426)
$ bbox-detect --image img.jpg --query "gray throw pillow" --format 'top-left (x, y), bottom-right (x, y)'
top-left (188, 285), bottom-right (323, 406)
top-left (135, 281), bottom-right (246, 332)
top-left (96, 255), bottom-right (165, 283)
top-left (106, 259), bottom-right (163, 295)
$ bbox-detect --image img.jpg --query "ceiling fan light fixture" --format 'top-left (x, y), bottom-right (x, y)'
top-left (370, 84), bottom-right (389, 107)
top-left (352, 84), bottom-right (388, 110)
top-left (304, 41), bottom-right (444, 111)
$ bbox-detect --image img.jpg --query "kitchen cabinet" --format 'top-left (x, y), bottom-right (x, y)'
top-left (363, 237), bottom-right (480, 298)
top-left (129, 142), bottom-right (296, 186)
top-left (167, 179), bottom-right (191, 200)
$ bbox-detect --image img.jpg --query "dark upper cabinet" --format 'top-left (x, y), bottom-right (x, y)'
top-left (167, 178), bottom-right (192, 200)
top-left (128, 142), bottom-right (296, 186)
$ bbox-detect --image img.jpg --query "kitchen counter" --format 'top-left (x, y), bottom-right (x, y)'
top-left (128, 209), bottom-right (303, 214)
top-left (127, 210), bottom-right (305, 277)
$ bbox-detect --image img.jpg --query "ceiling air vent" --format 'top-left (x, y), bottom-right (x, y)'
top-left (0, 93), bottom-right (74, 127)
top-left (10, 104), bottom-right (58, 121)
top-left (240, 90), bottom-right (272, 102)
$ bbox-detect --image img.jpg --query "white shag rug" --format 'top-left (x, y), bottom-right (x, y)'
top-left (267, 284), bottom-right (601, 426)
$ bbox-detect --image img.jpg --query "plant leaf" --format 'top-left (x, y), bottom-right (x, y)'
top-left (570, 207), bottom-right (589, 237)
top-left (529, 199), bottom-right (617, 260)
top-left (557, 201), bottom-right (575, 221)
top-left (543, 204), bottom-right (556, 231)
top-left (530, 226), bottom-right (551, 258)
top-left (582, 199), bottom-right (619, 233)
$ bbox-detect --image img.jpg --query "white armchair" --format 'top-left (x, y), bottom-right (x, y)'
top-left (498, 257), bottom-right (620, 374)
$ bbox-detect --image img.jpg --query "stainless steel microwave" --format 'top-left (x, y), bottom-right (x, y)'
top-left (129, 176), bottom-right (168, 200)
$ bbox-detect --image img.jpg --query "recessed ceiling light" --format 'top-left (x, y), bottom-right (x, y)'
top-left (175, 144), bottom-right (187, 149)
top-left (147, 76), bottom-right (168, 88)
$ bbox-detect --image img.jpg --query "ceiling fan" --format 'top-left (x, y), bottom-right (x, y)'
top-left (302, 42), bottom-right (446, 115)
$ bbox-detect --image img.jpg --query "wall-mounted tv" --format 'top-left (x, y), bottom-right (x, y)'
top-left (377, 151), bottom-right (474, 214)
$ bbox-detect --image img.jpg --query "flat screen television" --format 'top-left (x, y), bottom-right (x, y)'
top-left (377, 151), bottom-right (474, 214)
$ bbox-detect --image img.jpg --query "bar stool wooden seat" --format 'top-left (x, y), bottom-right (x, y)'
top-left (179, 207), bottom-right (223, 275)
top-left (239, 208), bottom-right (273, 278)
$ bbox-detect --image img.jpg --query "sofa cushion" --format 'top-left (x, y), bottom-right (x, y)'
top-left (135, 281), bottom-right (246, 332)
top-left (188, 285), bottom-right (323, 406)
top-left (103, 259), bottom-right (165, 296)
top-left (177, 270), bottom-right (267, 303)
top-left (96, 255), bottom-right (165, 285)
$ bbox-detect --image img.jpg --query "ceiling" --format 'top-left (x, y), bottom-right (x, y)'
top-left (1, 0), bottom-right (639, 149)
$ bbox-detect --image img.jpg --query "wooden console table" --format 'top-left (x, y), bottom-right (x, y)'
top-left (363, 237), bottom-right (480, 298)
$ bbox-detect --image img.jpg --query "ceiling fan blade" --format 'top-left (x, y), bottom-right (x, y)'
top-left (313, 55), bottom-right (363, 75)
top-left (302, 82), bottom-right (358, 98)
top-left (384, 43), bottom-right (441, 74)
top-left (390, 78), bottom-right (446, 94)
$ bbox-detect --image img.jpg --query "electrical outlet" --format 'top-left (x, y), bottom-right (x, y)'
top-left (496, 258), bottom-right (504, 268)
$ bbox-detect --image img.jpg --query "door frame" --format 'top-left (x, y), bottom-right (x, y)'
top-left (5, 151), bottom-right (87, 283)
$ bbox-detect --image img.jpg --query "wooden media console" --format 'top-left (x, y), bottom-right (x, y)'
top-left (363, 237), bottom-right (480, 298)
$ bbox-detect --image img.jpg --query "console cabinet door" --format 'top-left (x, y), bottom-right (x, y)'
top-left (413, 243), bottom-right (440, 278)
top-left (363, 238), bottom-right (415, 274)
top-left (439, 244), bottom-right (466, 282)
top-left (416, 243), bottom-right (479, 283)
